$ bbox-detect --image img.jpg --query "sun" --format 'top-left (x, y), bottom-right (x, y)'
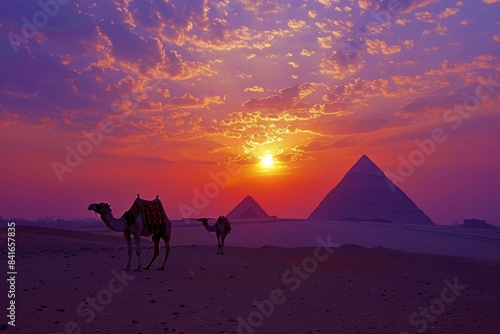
top-left (261, 154), bottom-right (275, 169)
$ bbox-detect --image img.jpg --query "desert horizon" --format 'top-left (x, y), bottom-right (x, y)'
top-left (1, 221), bottom-right (500, 333)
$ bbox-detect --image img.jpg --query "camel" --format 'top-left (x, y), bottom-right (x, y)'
top-left (88, 195), bottom-right (171, 271)
top-left (198, 215), bottom-right (231, 255)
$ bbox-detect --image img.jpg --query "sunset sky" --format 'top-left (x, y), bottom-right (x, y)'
top-left (0, 0), bottom-right (499, 224)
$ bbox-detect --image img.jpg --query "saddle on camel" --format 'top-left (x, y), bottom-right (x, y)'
top-left (123, 194), bottom-right (167, 235)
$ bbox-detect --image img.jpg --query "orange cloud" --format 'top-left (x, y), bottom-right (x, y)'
top-left (288, 19), bottom-right (306, 30)
top-left (300, 49), bottom-right (315, 56)
top-left (439, 7), bottom-right (459, 18)
top-left (319, 53), bottom-right (365, 80)
top-left (317, 36), bottom-right (333, 49)
top-left (244, 86), bottom-right (265, 93)
top-left (168, 93), bottom-right (226, 109)
top-left (366, 39), bottom-right (402, 55)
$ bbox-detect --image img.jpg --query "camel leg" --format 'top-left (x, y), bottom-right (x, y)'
top-left (158, 234), bottom-right (171, 270)
top-left (220, 234), bottom-right (225, 255)
top-left (134, 234), bottom-right (143, 272)
top-left (216, 233), bottom-right (221, 255)
top-left (144, 234), bottom-right (160, 270)
top-left (123, 232), bottom-right (132, 271)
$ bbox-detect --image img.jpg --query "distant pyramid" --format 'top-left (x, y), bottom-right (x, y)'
top-left (308, 155), bottom-right (434, 225)
top-left (227, 196), bottom-right (270, 221)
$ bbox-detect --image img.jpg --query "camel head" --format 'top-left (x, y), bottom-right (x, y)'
top-left (197, 218), bottom-right (208, 225)
top-left (88, 202), bottom-right (111, 216)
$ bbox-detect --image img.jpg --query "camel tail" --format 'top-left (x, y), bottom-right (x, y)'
top-left (225, 217), bottom-right (231, 235)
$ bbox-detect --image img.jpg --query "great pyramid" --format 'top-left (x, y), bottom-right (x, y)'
top-left (308, 155), bottom-right (434, 225)
top-left (227, 195), bottom-right (270, 221)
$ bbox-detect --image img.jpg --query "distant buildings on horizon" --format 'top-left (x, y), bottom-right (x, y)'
top-left (0, 216), bottom-right (96, 227)
top-left (463, 219), bottom-right (498, 229)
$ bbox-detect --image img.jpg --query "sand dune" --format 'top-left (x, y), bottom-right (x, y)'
top-left (1, 225), bottom-right (499, 333)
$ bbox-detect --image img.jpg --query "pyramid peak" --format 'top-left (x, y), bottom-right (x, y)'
top-left (241, 195), bottom-right (258, 203)
top-left (227, 195), bottom-right (270, 220)
top-left (348, 155), bottom-right (385, 176)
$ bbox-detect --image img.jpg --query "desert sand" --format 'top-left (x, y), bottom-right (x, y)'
top-left (1, 222), bottom-right (500, 334)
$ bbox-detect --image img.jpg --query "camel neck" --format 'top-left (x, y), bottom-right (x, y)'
top-left (203, 221), bottom-right (217, 233)
top-left (101, 211), bottom-right (127, 231)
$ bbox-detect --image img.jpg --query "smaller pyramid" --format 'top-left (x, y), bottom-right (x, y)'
top-left (227, 196), bottom-right (270, 221)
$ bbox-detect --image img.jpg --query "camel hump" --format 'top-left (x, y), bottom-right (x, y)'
top-left (217, 216), bottom-right (231, 234)
top-left (134, 196), bottom-right (162, 206)
top-left (127, 196), bottom-right (168, 235)
top-left (140, 197), bottom-right (167, 234)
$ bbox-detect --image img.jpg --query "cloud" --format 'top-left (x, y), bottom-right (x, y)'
top-left (319, 52), bottom-right (365, 80)
top-left (441, 55), bottom-right (499, 73)
top-left (317, 36), bottom-right (333, 49)
top-left (127, 0), bottom-right (210, 44)
top-left (242, 85), bottom-right (301, 110)
top-left (308, 10), bottom-right (318, 18)
top-left (439, 7), bottom-right (459, 18)
top-left (228, 154), bottom-right (261, 166)
top-left (98, 20), bottom-right (165, 71)
top-left (187, 25), bottom-right (289, 51)
top-left (380, 0), bottom-right (442, 14)
top-left (399, 95), bottom-right (457, 117)
top-left (168, 93), bottom-right (225, 109)
top-left (239, 0), bottom-right (283, 14)
top-left (160, 50), bottom-right (215, 80)
top-left (358, 0), bottom-right (372, 10)
top-left (288, 19), bottom-right (306, 30)
top-left (366, 39), bottom-right (401, 55)
top-left (396, 18), bottom-right (412, 26)
top-left (415, 11), bottom-right (437, 24)
top-left (244, 86), bottom-right (265, 92)
top-left (300, 49), bottom-right (315, 56)
top-left (293, 139), bottom-right (339, 152)
top-left (170, 110), bottom-right (191, 119)
top-left (306, 118), bottom-right (390, 135)
top-left (403, 40), bottom-right (415, 48)
top-left (317, 0), bottom-right (340, 8)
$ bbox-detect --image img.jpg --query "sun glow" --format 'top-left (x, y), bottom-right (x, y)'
top-left (261, 154), bottom-right (275, 169)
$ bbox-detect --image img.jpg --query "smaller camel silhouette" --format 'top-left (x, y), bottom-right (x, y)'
top-left (198, 216), bottom-right (231, 255)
